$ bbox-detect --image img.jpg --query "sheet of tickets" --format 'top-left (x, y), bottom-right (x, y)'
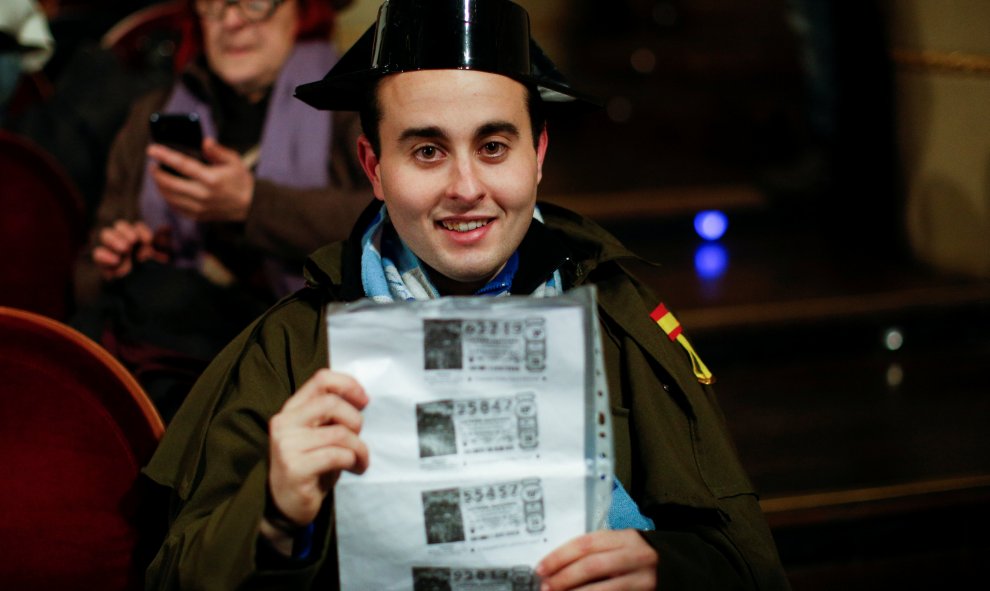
top-left (328, 286), bottom-right (613, 591)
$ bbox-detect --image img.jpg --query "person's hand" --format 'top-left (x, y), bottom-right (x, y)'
top-left (536, 529), bottom-right (658, 590)
top-left (266, 369), bottom-right (370, 535)
top-left (147, 137), bottom-right (255, 222)
top-left (91, 219), bottom-right (169, 280)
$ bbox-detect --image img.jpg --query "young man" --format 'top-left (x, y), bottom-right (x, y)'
top-left (144, 1), bottom-right (790, 589)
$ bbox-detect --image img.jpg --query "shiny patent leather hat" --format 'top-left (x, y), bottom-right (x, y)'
top-left (295, 0), bottom-right (598, 111)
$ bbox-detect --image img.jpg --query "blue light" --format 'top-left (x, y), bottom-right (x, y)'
top-left (694, 210), bottom-right (728, 241)
top-left (694, 243), bottom-right (728, 279)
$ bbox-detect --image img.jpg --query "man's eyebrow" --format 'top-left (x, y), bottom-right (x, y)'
top-left (399, 126), bottom-right (447, 143)
top-left (397, 122), bottom-right (521, 143)
top-left (477, 121), bottom-right (520, 139)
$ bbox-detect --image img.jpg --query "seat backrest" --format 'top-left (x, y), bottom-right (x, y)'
top-left (0, 306), bottom-right (165, 590)
top-left (0, 130), bottom-right (86, 320)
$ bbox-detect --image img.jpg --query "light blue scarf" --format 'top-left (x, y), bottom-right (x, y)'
top-left (359, 205), bottom-right (655, 531)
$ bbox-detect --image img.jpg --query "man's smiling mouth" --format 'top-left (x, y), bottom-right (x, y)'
top-left (440, 220), bottom-right (490, 232)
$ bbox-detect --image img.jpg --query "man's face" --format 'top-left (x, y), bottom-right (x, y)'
top-left (201, 0), bottom-right (298, 101)
top-left (358, 70), bottom-right (548, 295)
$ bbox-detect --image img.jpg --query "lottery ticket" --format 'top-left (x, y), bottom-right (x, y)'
top-left (416, 393), bottom-right (538, 460)
top-left (423, 318), bottom-right (547, 373)
top-left (421, 479), bottom-right (545, 545)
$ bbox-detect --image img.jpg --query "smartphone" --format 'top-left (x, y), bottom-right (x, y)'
top-left (149, 112), bottom-right (205, 174)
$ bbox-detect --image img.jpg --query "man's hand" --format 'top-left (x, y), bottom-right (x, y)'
top-left (147, 137), bottom-right (255, 222)
top-left (92, 220), bottom-right (169, 280)
top-left (536, 529), bottom-right (658, 590)
top-left (266, 369), bottom-right (370, 535)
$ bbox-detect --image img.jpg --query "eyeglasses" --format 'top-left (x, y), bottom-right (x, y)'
top-left (194, 0), bottom-right (286, 23)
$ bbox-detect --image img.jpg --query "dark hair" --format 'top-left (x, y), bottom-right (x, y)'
top-left (359, 76), bottom-right (547, 157)
top-left (358, 79), bottom-right (383, 155)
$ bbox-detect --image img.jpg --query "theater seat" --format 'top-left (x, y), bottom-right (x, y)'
top-left (0, 130), bottom-right (86, 320)
top-left (0, 307), bottom-right (165, 591)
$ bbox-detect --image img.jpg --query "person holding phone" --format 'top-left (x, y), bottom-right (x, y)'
top-left (74, 0), bottom-right (372, 422)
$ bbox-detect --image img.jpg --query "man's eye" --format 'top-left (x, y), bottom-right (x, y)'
top-left (481, 142), bottom-right (507, 157)
top-left (416, 146), bottom-right (440, 160)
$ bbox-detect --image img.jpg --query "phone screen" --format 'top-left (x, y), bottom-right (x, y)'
top-left (149, 112), bottom-right (205, 172)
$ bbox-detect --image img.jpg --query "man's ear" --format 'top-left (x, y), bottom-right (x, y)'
top-left (535, 124), bottom-right (549, 185)
top-left (357, 134), bottom-right (385, 201)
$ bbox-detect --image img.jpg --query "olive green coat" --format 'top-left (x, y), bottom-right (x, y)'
top-left (144, 203), bottom-right (790, 590)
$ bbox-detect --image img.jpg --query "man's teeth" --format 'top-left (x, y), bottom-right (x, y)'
top-left (441, 220), bottom-right (488, 232)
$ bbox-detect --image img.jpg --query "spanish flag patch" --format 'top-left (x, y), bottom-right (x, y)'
top-left (650, 303), bottom-right (715, 385)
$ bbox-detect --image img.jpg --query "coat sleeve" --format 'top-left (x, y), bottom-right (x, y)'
top-left (596, 269), bottom-right (791, 590)
top-left (244, 110), bottom-right (373, 260)
top-left (144, 299), bottom-right (339, 590)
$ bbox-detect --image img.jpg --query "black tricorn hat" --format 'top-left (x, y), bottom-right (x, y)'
top-left (294, 0), bottom-right (599, 112)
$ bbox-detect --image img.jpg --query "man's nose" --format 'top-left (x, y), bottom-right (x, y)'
top-left (446, 159), bottom-right (485, 201)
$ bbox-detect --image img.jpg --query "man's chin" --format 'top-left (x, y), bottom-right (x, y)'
top-left (424, 261), bottom-right (503, 295)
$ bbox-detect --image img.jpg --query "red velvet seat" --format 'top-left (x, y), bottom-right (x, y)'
top-left (0, 307), bottom-right (165, 590)
top-left (0, 130), bottom-right (86, 320)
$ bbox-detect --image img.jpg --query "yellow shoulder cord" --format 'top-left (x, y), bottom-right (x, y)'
top-left (650, 303), bottom-right (715, 385)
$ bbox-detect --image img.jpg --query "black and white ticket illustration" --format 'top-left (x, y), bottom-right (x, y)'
top-left (328, 287), bottom-right (613, 591)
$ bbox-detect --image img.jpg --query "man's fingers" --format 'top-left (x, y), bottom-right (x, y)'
top-left (270, 396), bottom-right (364, 454)
top-left (274, 427), bottom-right (370, 478)
top-left (539, 532), bottom-right (612, 576)
top-left (537, 531), bottom-right (657, 591)
top-left (541, 548), bottom-right (647, 589)
top-left (285, 393), bottom-right (364, 433)
top-left (266, 370), bottom-right (371, 527)
top-left (275, 422), bottom-right (365, 457)
top-left (281, 369), bottom-right (369, 415)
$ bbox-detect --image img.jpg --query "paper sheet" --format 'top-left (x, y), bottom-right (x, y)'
top-left (328, 286), bottom-right (612, 590)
